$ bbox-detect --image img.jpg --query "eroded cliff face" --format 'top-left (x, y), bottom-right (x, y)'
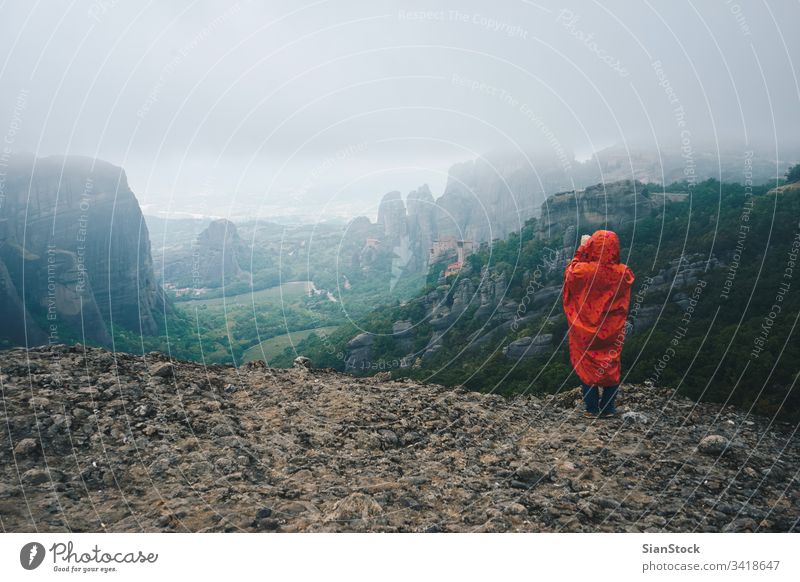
top-left (0, 257), bottom-right (45, 345)
top-left (434, 158), bottom-right (542, 242)
top-left (428, 147), bottom-right (791, 245)
top-left (355, 187), bottom-right (436, 278)
top-left (353, 155), bottom-right (564, 277)
top-left (356, 156), bottom-right (563, 274)
top-left (536, 180), bottom-right (661, 240)
top-left (406, 185), bottom-right (437, 273)
top-left (193, 218), bottom-right (248, 288)
top-left (155, 218), bottom-right (263, 290)
top-left (0, 155), bottom-right (165, 345)
top-left (377, 191), bottom-right (407, 242)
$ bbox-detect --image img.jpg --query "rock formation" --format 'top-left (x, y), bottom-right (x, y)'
top-left (405, 185), bottom-right (438, 272)
top-left (377, 191), bottom-right (413, 288)
top-left (193, 218), bottom-right (248, 288)
top-left (537, 180), bottom-right (659, 240)
top-left (1, 344), bottom-right (796, 532)
top-left (504, 334), bottom-right (554, 360)
top-left (0, 155), bottom-right (166, 346)
top-left (346, 148), bottom-right (798, 280)
top-left (0, 258), bottom-right (46, 345)
top-left (434, 157), bottom-right (540, 242)
top-left (353, 163), bottom-right (544, 279)
top-left (376, 191), bottom-right (407, 242)
top-left (429, 147), bottom-right (794, 244)
top-left (353, 186), bottom-right (439, 278)
top-left (157, 218), bottom-right (249, 289)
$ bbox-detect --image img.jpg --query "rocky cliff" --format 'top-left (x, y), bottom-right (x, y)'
top-left (376, 191), bottom-right (408, 242)
top-left (354, 187), bottom-right (432, 278)
top-left (193, 218), bottom-right (248, 288)
top-left (0, 155), bottom-right (166, 346)
top-left (157, 218), bottom-right (250, 289)
top-left (435, 157), bottom-right (543, 242)
top-left (537, 180), bottom-right (664, 240)
top-left (346, 148), bottom-right (796, 282)
top-left (430, 146), bottom-right (795, 244)
top-left (366, 157), bottom-right (548, 264)
top-left (0, 345), bottom-right (796, 532)
top-left (0, 257), bottom-right (45, 345)
top-left (405, 185), bottom-right (438, 272)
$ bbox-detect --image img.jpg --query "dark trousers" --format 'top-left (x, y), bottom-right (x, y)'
top-left (581, 384), bottom-right (618, 414)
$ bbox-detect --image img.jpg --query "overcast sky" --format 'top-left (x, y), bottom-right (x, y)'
top-left (1, 0), bottom-right (798, 219)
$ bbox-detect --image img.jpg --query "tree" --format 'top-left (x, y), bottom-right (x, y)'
top-left (786, 163), bottom-right (800, 184)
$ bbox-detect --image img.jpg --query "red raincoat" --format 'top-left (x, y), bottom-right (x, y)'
top-left (562, 230), bottom-right (635, 387)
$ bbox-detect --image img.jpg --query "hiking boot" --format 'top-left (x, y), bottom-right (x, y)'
top-left (583, 411), bottom-right (598, 419)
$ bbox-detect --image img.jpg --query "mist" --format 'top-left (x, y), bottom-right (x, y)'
top-left (1, 0), bottom-right (798, 219)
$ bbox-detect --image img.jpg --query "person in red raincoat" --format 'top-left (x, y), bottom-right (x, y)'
top-left (562, 230), bottom-right (635, 418)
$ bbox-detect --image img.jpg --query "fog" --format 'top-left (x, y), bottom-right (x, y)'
top-left (1, 0), bottom-right (798, 219)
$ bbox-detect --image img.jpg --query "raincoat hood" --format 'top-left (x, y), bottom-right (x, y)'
top-left (584, 230), bottom-right (621, 264)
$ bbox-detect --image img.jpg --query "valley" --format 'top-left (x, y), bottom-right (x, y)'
top-left (2, 152), bottom-right (800, 423)
top-left (242, 326), bottom-right (339, 363)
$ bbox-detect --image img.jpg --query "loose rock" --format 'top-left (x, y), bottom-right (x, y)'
top-left (326, 493), bottom-right (383, 523)
top-left (622, 411), bottom-right (650, 424)
top-left (513, 464), bottom-right (550, 485)
top-left (293, 356), bottom-right (312, 369)
top-left (149, 362), bottom-right (174, 378)
top-left (0, 346), bottom-right (796, 533)
top-left (698, 435), bottom-right (730, 455)
top-left (13, 438), bottom-right (38, 456)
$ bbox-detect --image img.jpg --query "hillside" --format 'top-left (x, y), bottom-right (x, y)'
top-left (284, 178), bottom-right (800, 421)
top-left (0, 345), bottom-right (796, 533)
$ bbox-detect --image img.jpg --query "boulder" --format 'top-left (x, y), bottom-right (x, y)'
top-left (513, 463), bottom-right (551, 485)
top-left (504, 334), bottom-right (554, 360)
top-left (392, 320), bottom-right (413, 337)
top-left (325, 493), bottom-right (383, 523)
top-left (622, 411), bottom-right (650, 425)
top-left (429, 306), bottom-right (454, 330)
top-left (698, 435), bottom-right (730, 455)
top-left (392, 320), bottom-right (414, 352)
top-left (13, 438), bottom-right (39, 457)
top-left (22, 468), bottom-right (61, 485)
top-left (149, 362), bottom-right (175, 378)
top-left (293, 356), bottom-right (312, 369)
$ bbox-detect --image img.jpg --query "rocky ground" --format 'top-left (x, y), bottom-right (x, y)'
top-left (0, 345), bottom-right (797, 533)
